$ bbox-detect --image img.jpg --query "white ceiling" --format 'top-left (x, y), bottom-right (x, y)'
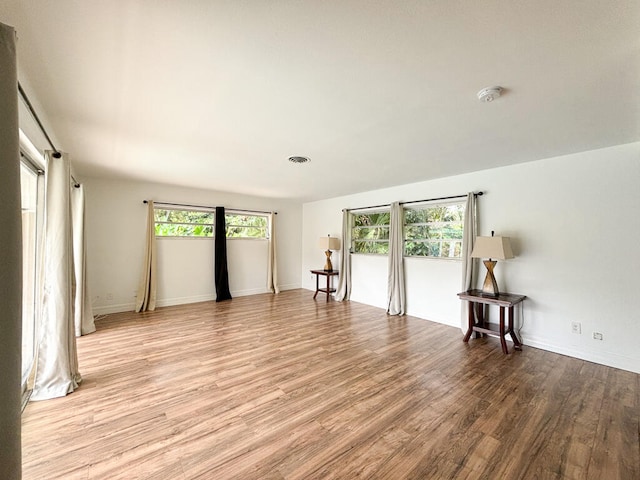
top-left (3, 1), bottom-right (639, 201)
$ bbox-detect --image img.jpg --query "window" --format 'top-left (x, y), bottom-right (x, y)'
top-left (225, 213), bottom-right (268, 239)
top-left (154, 208), bottom-right (214, 237)
top-left (404, 202), bottom-right (465, 258)
top-left (20, 160), bottom-right (40, 389)
top-left (154, 208), bottom-right (269, 239)
top-left (352, 210), bottom-right (390, 254)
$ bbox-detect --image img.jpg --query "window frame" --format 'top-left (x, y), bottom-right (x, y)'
top-left (19, 152), bottom-right (44, 396)
top-left (350, 209), bottom-right (391, 255)
top-left (403, 200), bottom-right (466, 260)
top-left (154, 207), bottom-right (215, 238)
top-left (153, 206), bottom-right (270, 240)
top-left (224, 212), bottom-right (269, 240)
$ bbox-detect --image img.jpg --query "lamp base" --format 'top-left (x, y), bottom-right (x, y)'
top-left (324, 250), bottom-right (333, 272)
top-left (481, 259), bottom-right (499, 296)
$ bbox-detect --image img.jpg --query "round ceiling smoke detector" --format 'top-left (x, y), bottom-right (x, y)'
top-left (477, 86), bottom-right (503, 103)
top-left (288, 156), bottom-right (310, 164)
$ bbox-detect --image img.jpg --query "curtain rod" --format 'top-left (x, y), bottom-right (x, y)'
top-left (18, 83), bottom-right (61, 158)
top-left (143, 200), bottom-right (277, 215)
top-left (17, 93), bottom-right (80, 188)
top-left (344, 191), bottom-right (483, 212)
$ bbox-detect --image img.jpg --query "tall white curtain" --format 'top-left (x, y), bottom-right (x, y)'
top-left (71, 184), bottom-right (95, 336)
top-left (25, 163), bottom-right (46, 394)
top-left (0, 20), bottom-right (22, 478)
top-left (135, 201), bottom-right (157, 312)
top-left (267, 212), bottom-right (279, 293)
top-left (387, 201), bottom-right (406, 315)
top-left (335, 210), bottom-right (352, 301)
top-left (31, 151), bottom-right (82, 401)
top-left (460, 192), bottom-right (478, 331)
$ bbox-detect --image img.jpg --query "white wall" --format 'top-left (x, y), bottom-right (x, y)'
top-left (83, 177), bottom-right (302, 314)
top-left (302, 142), bottom-right (640, 373)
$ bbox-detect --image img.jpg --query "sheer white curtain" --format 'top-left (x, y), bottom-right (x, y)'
top-left (0, 20), bottom-right (22, 477)
top-left (31, 151), bottom-right (82, 401)
top-left (71, 184), bottom-right (96, 335)
top-left (387, 201), bottom-right (406, 315)
top-left (460, 192), bottom-right (478, 332)
top-left (335, 210), bottom-right (352, 301)
top-left (267, 212), bottom-right (279, 293)
top-left (135, 201), bottom-right (157, 312)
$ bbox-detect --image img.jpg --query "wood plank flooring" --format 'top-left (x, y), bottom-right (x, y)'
top-left (22, 289), bottom-right (639, 479)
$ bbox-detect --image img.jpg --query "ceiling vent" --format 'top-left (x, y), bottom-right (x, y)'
top-left (288, 156), bottom-right (310, 164)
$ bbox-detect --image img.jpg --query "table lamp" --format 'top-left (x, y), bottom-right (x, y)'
top-left (470, 231), bottom-right (514, 296)
top-left (318, 235), bottom-right (340, 272)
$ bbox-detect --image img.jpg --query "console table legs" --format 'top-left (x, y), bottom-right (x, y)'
top-left (508, 306), bottom-right (523, 351)
top-left (311, 270), bottom-right (338, 302)
top-left (462, 300), bottom-right (522, 354)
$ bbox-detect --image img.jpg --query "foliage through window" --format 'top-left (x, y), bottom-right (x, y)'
top-left (154, 208), bottom-right (268, 239)
top-left (225, 214), bottom-right (268, 239)
top-left (154, 208), bottom-right (214, 237)
top-left (404, 202), bottom-right (465, 258)
top-left (351, 211), bottom-right (390, 254)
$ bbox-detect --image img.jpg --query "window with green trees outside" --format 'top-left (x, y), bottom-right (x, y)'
top-left (154, 208), bottom-right (214, 237)
top-left (352, 211), bottom-right (390, 254)
top-left (154, 208), bottom-right (268, 239)
top-left (404, 202), bottom-right (465, 258)
top-left (225, 213), bottom-right (268, 239)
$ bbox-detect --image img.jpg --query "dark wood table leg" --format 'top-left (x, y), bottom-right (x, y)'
top-left (475, 303), bottom-right (484, 338)
top-left (463, 300), bottom-right (474, 342)
top-left (325, 274), bottom-right (331, 302)
top-left (313, 273), bottom-right (319, 299)
top-left (508, 306), bottom-right (523, 350)
top-left (499, 306), bottom-right (509, 354)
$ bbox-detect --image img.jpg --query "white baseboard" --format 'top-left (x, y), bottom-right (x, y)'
top-left (276, 283), bottom-right (302, 292)
top-left (93, 283), bottom-right (304, 316)
top-left (523, 335), bottom-right (639, 374)
top-left (155, 293), bottom-right (216, 307)
top-left (93, 302), bottom-right (136, 316)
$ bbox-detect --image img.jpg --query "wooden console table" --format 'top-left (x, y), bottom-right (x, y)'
top-left (458, 289), bottom-right (526, 354)
top-left (311, 269), bottom-right (339, 302)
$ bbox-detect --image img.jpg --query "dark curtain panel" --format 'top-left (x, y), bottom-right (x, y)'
top-left (214, 206), bottom-right (232, 301)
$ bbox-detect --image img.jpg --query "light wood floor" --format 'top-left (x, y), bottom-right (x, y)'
top-left (22, 289), bottom-right (639, 479)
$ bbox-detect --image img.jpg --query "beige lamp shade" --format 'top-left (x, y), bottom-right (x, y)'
top-left (470, 236), bottom-right (514, 260)
top-left (318, 236), bottom-right (341, 251)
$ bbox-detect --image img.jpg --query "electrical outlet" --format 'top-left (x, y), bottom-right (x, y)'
top-left (571, 321), bottom-right (581, 334)
top-left (593, 332), bottom-right (603, 341)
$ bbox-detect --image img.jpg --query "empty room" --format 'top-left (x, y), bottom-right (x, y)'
top-left (1, 1), bottom-right (638, 479)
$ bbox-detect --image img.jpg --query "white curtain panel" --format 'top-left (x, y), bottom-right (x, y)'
top-left (267, 212), bottom-right (280, 293)
top-left (135, 200), bottom-right (157, 312)
top-left (25, 173), bottom-right (46, 393)
top-left (71, 184), bottom-right (96, 336)
top-left (31, 151), bottom-right (82, 401)
top-left (460, 192), bottom-right (478, 332)
top-left (335, 210), bottom-right (352, 301)
top-left (387, 201), bottom-right (406, 315)
top-left (0, 20), bottom-right (22, 478)
top-left (32, 174), bottom-right (46, 384)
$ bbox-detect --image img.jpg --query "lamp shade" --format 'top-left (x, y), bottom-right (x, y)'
top-left (470, 236), bottom-right (514, 260)
top-left (318, 236), bottom-right (341, 251)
